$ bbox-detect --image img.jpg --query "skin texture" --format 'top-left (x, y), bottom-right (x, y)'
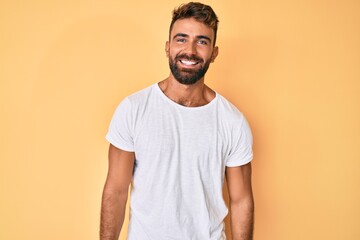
top-left (226, 163), bottom-right (254, 240)
top-left (100, 17), bottom-right (254, 240)
top-left (100, 145), bottom-right (134, 240)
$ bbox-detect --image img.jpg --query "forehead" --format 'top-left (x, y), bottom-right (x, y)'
top-left (170, 17), bottom-right (214, 40)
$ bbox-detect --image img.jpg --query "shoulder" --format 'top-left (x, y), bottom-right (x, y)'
top-left (115, 83), bottom-right (162, 122)
top-left (216, 94), bottom-right (245, 122)
top-left (117, 83), bottom-right (160, 112)
top-left (126, 84), bottom-right (157, 103)
top-left (112, 84), bottom-right (157, 116)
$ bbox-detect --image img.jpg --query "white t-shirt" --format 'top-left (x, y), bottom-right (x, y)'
top-left (106, 83), bottom-right (253, 240)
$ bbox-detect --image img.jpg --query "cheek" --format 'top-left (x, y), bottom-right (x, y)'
top-left (201, 52), bottom-right (213, 62)
top-left (170, 49), bottom-right (182, 59)
top-left (197, 47), bottom-right (213, 57)
top-left (167, 46), bottom-right (177, 56)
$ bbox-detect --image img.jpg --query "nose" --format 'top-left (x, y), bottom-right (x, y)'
top-left (183, 41), bottom-right (197, 55)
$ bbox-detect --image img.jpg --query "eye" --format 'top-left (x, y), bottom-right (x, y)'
top-left (176, 38), bottom-right (186, 43)
top-left (197, 39), bottom-right (208, 45)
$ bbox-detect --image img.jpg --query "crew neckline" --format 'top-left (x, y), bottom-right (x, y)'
top-left (154, 82), bottom-right (218, 110)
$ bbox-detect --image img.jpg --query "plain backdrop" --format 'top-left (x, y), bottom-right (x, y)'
top-left (1, 0), bottom-right (359, 239)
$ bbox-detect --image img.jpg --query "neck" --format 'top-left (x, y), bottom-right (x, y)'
top-left (159, 75), bottom-right (215, 107)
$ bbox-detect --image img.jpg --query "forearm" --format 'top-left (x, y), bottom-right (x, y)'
top-left (100, 190), bottom-right (128, 240)
top-left (230, 197), bottom-right (254, 240)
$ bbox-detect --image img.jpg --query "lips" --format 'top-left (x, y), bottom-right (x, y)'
top-left (180, 59), bottom-right (199, 65)
top-left (176, 54), bottom-right (202, 67)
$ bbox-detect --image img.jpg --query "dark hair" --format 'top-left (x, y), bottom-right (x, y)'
top-left (169, 2), bottom-right (219, 45)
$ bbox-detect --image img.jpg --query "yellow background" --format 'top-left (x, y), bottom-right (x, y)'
top-left (1, 0), bottom-right (359, 239)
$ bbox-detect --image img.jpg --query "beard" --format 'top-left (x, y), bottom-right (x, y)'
top-left (169, 54), bottom-right (211, 85)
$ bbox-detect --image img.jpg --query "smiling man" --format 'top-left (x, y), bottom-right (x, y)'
top-left (167, 17), bottom-right (216, 86)
top-left (100, 2), bottom-right (254, 240)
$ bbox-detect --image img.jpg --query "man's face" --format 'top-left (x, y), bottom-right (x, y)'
top-left (166, 17), bottom-right (218, 85)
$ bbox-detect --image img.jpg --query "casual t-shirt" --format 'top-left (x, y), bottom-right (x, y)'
top-left (106, 83), bottom-right (253, 240)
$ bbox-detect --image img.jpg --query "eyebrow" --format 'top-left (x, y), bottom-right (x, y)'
top-left (173, 33), bottom-right (212, 43)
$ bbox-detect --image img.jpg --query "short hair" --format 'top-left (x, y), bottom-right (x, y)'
top-left (169, 2), bottom-right (219, 45)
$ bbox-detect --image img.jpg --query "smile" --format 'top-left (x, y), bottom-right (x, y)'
top-left (179, 60), bottom-right (199, 66)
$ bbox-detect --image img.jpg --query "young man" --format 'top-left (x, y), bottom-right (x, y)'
top-left (100, 2), bottom-right (254, 240)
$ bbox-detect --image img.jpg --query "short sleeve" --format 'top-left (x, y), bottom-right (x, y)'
top-left (226, 116), bottom-right (253, 167)
top-left (105, 98), bottom-right (135, 152)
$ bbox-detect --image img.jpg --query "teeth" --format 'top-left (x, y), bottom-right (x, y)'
top-left (181, 60), bottom-right (197, 65)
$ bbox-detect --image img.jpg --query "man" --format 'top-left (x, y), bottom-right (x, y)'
top-left (100, 2), bottom-right (254, 240)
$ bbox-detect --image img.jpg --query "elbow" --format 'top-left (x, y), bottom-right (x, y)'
top-left (102, 182), bottom-right (130, 201)
top-left (231, 195), bottom-right (254, 213)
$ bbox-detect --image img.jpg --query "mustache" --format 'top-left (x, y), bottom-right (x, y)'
top-left (175, 54), bottom-right (203, 63)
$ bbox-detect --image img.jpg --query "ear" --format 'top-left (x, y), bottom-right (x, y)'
top-left (165, 41), bottom-right (170, 58)
top-left (211, 46), bottom-right (219, 63)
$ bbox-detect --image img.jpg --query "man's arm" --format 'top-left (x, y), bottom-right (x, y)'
top-left (226, 162), bottom-right (254, 240)
top-left (100, 144), bottom-right (135, 240)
